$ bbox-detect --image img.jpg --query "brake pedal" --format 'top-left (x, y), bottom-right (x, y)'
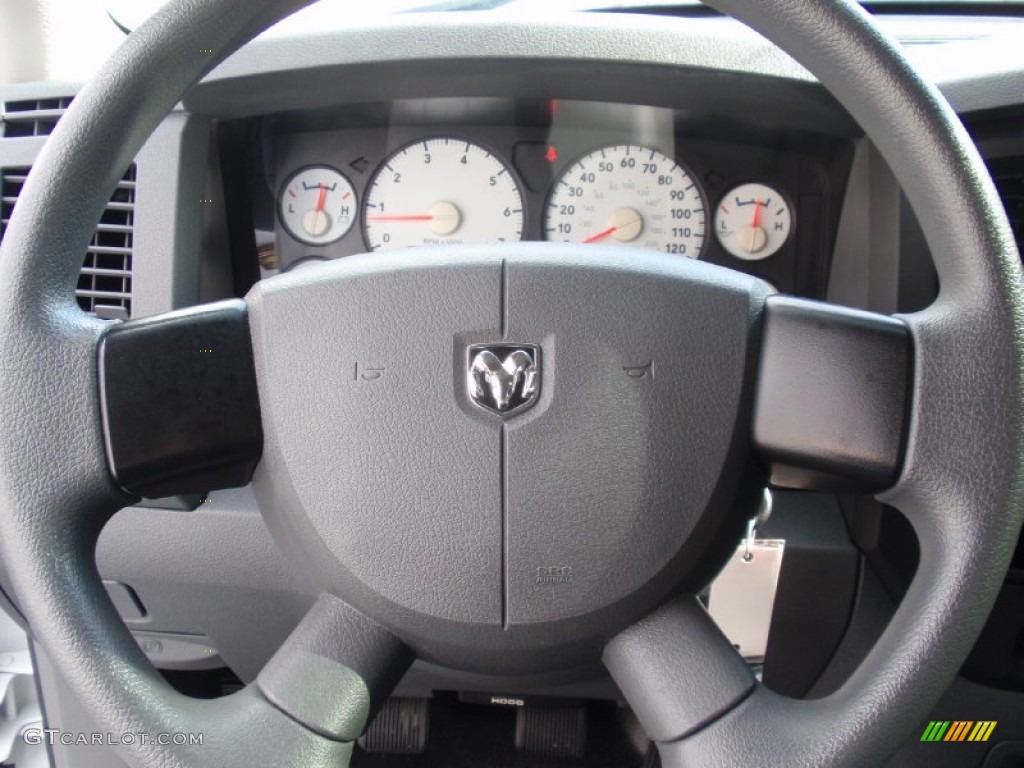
top-left (358, 697), bottom-right (429, 755)
top-left (515, 704), bottom-right (587, 759)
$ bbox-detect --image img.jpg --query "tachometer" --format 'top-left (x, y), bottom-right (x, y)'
top-left (363, 138), bottom-right (524, 251)
top-left (544, 145), bottom-right (706, 258)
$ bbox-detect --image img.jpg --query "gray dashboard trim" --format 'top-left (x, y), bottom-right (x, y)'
top-left (200, 14), bottom-right (816, 87)
top-left (178, 13), bottom-right (1024, 120)
top-left (827, 140), bottom-right (905, 314)
top-left (182, 14), bottom-right (846, 128)
top-left (131, 113), bottom-right (212, 318)
top-left (2, 15), bottom-right (1024, 119)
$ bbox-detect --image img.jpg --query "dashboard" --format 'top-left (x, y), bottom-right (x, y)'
top-left (253, 98), bottom-right (852, 297)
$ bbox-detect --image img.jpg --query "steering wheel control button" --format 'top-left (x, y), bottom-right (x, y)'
top-left (98, 299), bottom-right (264, 499)
top-left (753, 296), bottom-right (910, 492)
top-left (467, 344), bottom-right (541, 416)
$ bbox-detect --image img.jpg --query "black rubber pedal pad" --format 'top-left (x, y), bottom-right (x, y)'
top-left (358, 697), bottom-right (430, 755)
top-left (514, 705), bottom-right (587, 759)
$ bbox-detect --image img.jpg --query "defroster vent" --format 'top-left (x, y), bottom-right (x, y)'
top-left (1, 165), bottom-right (135, 318)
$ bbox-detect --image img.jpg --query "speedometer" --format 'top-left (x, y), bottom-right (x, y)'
top-left (544, 145), bottom-right (706, 258)
top-left (363, 138), bottom-right (524, 251)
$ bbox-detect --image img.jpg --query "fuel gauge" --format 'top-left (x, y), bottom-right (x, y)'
top-left (279, 166), bottom-right (357, 246)
top-left (715, 183), bottom-right (792, 261)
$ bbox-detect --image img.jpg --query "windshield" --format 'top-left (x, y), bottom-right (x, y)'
top-left (2, 0), bottom-right (1023, 86)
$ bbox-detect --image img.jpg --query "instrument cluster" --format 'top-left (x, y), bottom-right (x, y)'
top-left (260, 99), bottom-right (845, 296)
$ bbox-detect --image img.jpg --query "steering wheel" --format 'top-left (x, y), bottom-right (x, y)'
top-left (1, 0), bottom-right (1021, 765)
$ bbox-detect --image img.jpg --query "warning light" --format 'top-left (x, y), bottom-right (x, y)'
top-left (544, 146), bottom-right (558, 163)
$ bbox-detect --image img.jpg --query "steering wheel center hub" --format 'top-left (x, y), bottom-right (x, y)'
top-left (248, 244), bottom-right (767, 672)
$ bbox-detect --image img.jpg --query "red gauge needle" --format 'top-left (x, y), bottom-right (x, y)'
top-left (582, 225), bottom-right (618, 244)
top-left (366, 214), bottom-right (435, 222)
top-left (314, 184), bottom-right (327, 213)
top-left (752, 199), bottom-right (763, 229)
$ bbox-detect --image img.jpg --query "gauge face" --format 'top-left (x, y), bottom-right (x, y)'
top-left (363, 138), bottom-right (524, 251)
top-left (279, 166), bottom-right (357, 246)
top-left (544, 145), bottom-right (706, 258)
top-left (714, 183), bottom-right (793, 261)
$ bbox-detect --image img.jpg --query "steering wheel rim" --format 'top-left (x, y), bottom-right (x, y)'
top-left (0, 1), bottom-right (1021, 767)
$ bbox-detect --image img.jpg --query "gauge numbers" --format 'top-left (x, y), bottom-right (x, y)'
top-left (545, 145), bottom-right (706, 258)
top-left (363, 138), bottom-right (524, 251)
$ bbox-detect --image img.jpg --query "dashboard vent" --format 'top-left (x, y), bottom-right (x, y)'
top-left (1, 165), bottom-right (135, 319)
top-left (0, 97), bottom-right (73, 138)
top-left (990, 159), bottom-right (1024, 253)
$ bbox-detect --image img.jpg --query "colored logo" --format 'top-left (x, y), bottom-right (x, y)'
top-left (920, 721), bottom-right (997, 743)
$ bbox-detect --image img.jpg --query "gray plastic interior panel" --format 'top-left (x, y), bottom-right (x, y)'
top-left (94, 487), bottom-right (314, 682)
top-left (130, 112), bottom-right (219, 318)
top-left (182, 13), bottom-right (1024, 121)
top-left (827, 140), bottom-right (907, 313)
top-left (102, 581), bottom-right (146, 621)
top-left (188, 15), bottom-right (821, 120)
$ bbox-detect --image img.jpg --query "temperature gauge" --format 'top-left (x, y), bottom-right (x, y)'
top-left (714, 183), bottom-right (792, 261)
top-left (279, 166), bottom-right (357, 246)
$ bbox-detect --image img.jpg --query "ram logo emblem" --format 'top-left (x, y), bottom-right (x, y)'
top-left (467, 344), bottom-right (541, 416)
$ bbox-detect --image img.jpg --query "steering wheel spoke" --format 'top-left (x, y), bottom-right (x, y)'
top-left (99, 299), bottom-right (263, 499)
top-left (604, 598), bottom-right (825, 767)
top-left (603, 596), bottom-right (754, 744)
top-left (752, 295), bottom-right (911, 494)
top-left (257, 593), bottom-right (413, 742)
